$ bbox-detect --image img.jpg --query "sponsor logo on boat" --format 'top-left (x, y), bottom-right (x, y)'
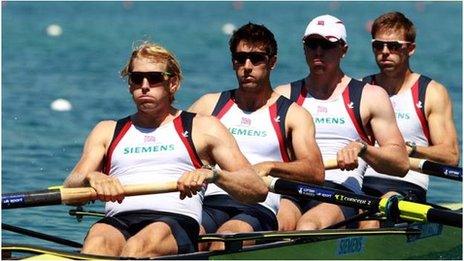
top-left (123, 144), bottom-right (175, 154)
top-left (229, 127), bottom-right (267, 137)
top-left (337, 237), bottom-right (365, 255)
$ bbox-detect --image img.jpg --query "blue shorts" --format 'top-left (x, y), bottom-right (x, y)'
top-left (362, 176), bottom-right (427, 203)
top-left (281, 181), bottom-right (359, 223)
top-left (96, 210), bottom-right (199, 253)
top-left (202, 195), bottom-right (277, 234)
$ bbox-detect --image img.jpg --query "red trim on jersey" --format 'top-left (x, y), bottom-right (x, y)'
top-left (296, 85), bottom-right (307, 106)
top-left (269, 104), bottom-right (290, 162)
top-left (342, 87), bottom-right (373, 145)
top-left (216, 99), bottom-right (235, 120)
top-left (411, 80), bottom-right (431, 144)
top-left (104, 120), bottom-right (132, 175)
top-left (173, 115), bottom-right (202, 169)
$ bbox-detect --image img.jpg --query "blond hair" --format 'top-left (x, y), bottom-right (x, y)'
top-left (121, 41), bottom-right (183, 83)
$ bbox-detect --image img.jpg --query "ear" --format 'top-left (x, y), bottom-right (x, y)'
top-left (168, 76), bottom-right (180, 95)
top-left (269, 55), bottom-right (277, 70)
top-left (341, 45), bottom-right (348, 58)
top-left (407, 43), bottom-right (416, 57)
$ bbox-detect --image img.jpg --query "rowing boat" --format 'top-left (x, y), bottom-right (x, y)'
top-left (2, 160), bottom-right (462, 259)
top-left (2, 212), bottom-right (462, 259)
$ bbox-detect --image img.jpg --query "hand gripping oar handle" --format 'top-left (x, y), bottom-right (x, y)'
top-left (409, 158), bottom-right (462, 182)
top-left (2, 181), bottom-right (180, 209)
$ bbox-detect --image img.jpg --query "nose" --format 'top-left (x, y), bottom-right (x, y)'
top-left (381, 43), bottom-right (390, 54)
top-left (243, 58), bottom-right (253, 69)
top-left (141, 78), bottom-right (150, 92)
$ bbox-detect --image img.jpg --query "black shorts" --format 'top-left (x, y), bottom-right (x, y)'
top-left (362, 176), bottom-right (427, 203)
top-left (281, 181), bottom-right (359, 222)
top-left (202, 195), bottom-right (278, 234)
top-left (96, 210), bottom-right (199, 253)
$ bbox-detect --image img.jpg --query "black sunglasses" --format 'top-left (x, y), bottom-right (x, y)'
top-left (304, 39), bottom-right (341, 50)
top-left (371, 39), bottom-right (411, 52)
top-left (128, 71), bottom-right (171, 86)
top-left (232, 52), bottom-right (269, 65)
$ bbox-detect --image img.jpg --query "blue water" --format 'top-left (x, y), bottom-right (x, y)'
top-left (2, 1), bottom-right (462, 251)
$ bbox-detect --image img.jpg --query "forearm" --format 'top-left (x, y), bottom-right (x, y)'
top-left (214, 167), bottom-right (268, 203)
top-left (362, 144), bottom-right (409, 177)
top-left (63, 172), bottom-right (90, 188)
top-left (266, 160), bottom-right (324, 184)
top-left (414, 144), bottom-right (460, 166)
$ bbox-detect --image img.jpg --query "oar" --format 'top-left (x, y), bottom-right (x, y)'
top-left (262, 177), bottom-right (462, 228)
top-left (2, 223), bottom-right (82, 248)
top-left (409, 158), bottom-right (462, 182)
top-left (2, 180), bottom-right (180, 209)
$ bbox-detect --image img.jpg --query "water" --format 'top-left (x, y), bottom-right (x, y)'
top-left (2, 1), bottom-right (462, 250)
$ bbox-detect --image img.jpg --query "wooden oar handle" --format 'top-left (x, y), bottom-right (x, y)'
top-left (408, 157), bottom-right (425, 172)
top-left (324, 159), bottom-right (339, 170)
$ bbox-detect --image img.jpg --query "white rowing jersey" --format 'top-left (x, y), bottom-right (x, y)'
top-left (207, 91), bottom-right (293, 215)
top-left (103, 112), bottom-right (205, 223)
top-left (289, 79), bottom-right (370, 194)
top-left (364, 81), bottom-right (430, 190)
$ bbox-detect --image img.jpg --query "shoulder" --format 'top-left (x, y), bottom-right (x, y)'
top-left (274, 83), bottom-right (292, 98)
top-left (188, 92), bottom-right (223, 115)
top-left (425, 79), bottom-right (449, 98)
top-left (92, 120), bottom-right (117, 133)
top-left (424, 79), bottom-right (452, 108)
top-left (192, 114), bottom-right (225, 133)
top-left (361, 82), bottom-right (390, 100)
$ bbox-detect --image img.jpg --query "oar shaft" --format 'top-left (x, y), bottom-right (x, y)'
top-left (268, 178), bottom-right (380, 210)
top-left (2, 190), bottom-right (62, 209)
top-left (409, 158), bottom-right (462, 181)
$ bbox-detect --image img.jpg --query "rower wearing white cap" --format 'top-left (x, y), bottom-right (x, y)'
top-left (275, 14), bottom-right (409, 231)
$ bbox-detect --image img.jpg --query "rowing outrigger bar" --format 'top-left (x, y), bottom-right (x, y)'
top-left (69, 206), bottom-right (84, 222)
top-left (383, 195), bottom-right (404, 226)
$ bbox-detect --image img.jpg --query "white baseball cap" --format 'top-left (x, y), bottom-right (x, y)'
top-left (303, 14), bottom-right (347, 43)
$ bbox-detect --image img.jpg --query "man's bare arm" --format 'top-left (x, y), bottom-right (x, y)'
top-left (188, 93), bottom-right (221, 115)
top-left (254, 103), bottom-right (325, 184)
top-left (361, 85), bottom-right (409, 176)
top-left (414, 81), bottom-right (459, 165)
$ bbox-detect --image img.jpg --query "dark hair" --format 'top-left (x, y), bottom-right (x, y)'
top-left (371, 11), bottom-right (416, 43)
top-left (229, 22), bottom-right (278, 56)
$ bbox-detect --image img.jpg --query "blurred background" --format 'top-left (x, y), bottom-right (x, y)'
top-left (2, 1), bottom-right (462, 249)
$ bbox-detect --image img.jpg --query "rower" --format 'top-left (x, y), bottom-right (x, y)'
top-left (63, 42), bottom-right (268, 258)
top-left (189, 23), bottom-right (324, 250)
top-left (360, 12), bottom-right (459, 228)
top-left (275, 14), bottom-right (409, 231)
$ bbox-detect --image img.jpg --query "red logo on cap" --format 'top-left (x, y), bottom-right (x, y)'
top-left (317, 20), bottom-right (325, 26)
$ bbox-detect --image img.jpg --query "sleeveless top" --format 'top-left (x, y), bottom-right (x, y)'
top-left (288, 78), bottom-right (371, 194)
top-left (102, 111), bottom-right (205, 223)
top-left (207, 89), bottom-right (293, 214)
top-left (362, 75), bottom-right (432, 190)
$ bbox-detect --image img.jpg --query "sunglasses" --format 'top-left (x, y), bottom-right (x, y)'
top-left (128, 71), bottom-right (171, 86)
top-left (304, 39), bottom-right (341, 50)
top-left (371, 39), bottom-right (411, 52)
top-left (232, 52), bottom-right (269, 65)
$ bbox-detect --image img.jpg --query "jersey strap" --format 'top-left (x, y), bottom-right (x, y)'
top-left (411, 75), bottom-right (432, 144)
top-left (103, 116), bottom-right (132, 174)
top-left (212, 90), bottom-right (236, 119)
top-left (342, 79), bottom-right (374, 145)
top-left (173, 111), bottom-right (203, 169)
top-left (269, 96), bottom-right (292, 162)
top-left (289, 79), bottom-right (307, 106)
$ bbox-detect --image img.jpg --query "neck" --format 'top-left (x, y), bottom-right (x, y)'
top-left (376, 66), bottom-right (413, 96)
top-left (307, 69), bottom-right (345, 99)
top-left (235, 83), bottom-right (274, 111)
top-left (133, 106), bottom-right (179, 128)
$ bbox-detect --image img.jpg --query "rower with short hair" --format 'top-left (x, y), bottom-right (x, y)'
top-left (275, 14), bottom-right (409, 231)
top-left (63, 41), bottom-right (268, 258)
top-left (359, 11), bottom-right (459, 228)
top-left (189, 22), bottom-right (324, 250)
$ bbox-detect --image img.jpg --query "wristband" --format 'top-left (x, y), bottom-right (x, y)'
top-left (355, 139), bottom-right (368, 157)
top-left (405, 141), bottom-right (417, 156)
top-left (202, 165), bottom-right (220, 183)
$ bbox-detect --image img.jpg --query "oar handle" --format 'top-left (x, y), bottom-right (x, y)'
top-left (324, 159), bottom-right (339, 170)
